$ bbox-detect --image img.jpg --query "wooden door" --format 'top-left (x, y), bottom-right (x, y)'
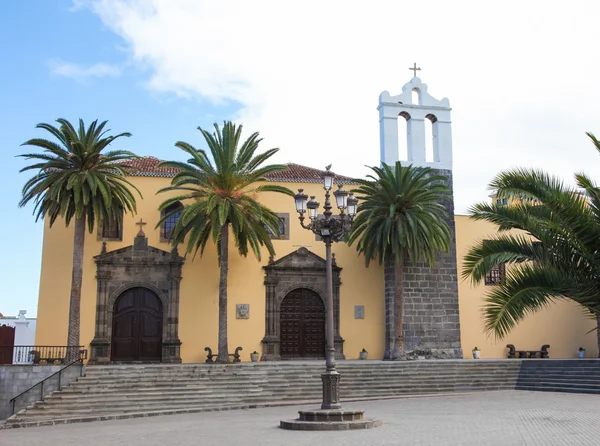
top-left (280, 288), bottom-right (325, 358)
top-left (111, 288), bottom-right (162, 362)
top-left (0, 324), bottom-right (15, 365)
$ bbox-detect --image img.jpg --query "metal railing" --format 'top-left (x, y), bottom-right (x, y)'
top-left (0, 345), bottom-right (87, 365)
top-left (7, 347), bottom-right (88, 416)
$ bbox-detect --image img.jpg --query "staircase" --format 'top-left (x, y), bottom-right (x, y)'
top-left (515, 359), bottom-right (600, 394)
top-left (4, 359), bottom-right (599, 428)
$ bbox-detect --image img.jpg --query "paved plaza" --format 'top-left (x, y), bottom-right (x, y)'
top-left (1, 391), bottom-right (599, 446)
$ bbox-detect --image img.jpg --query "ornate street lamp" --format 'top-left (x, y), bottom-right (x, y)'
top-left (292, 165), bottom-right (357, 410)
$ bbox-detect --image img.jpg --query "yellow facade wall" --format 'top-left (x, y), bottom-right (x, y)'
top-left (456, 215), bottom-right (598, 359)
top-left (35, 177), bottom-right (385, 362)
top-left (35, 175), bottom-right (597, 362)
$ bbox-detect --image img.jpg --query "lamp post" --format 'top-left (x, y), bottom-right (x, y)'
top-left (293, 165), bottom-right (358, 410)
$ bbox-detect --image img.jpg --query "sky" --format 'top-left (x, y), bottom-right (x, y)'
top-left (2, 0), bottom-right (600, 317)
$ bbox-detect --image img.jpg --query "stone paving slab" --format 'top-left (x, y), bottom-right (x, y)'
top-left (1, 391), bottom-right (599, 446)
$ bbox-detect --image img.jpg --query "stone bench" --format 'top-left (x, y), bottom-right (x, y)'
top-left (204, 346), bottom-right (243, 363)
top-left (506, 344), bottom-right (550, 359)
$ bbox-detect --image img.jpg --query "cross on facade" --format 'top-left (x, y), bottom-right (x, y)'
top-left (409, 62), bottom-right (421, 77)
top-left (136, 218), bottom-right (147, 236)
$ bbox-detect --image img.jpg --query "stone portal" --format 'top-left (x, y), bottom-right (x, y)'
top-left (261, 247), bottom-right (344, 361)
top-left (89, 232), bottom-right (184, 364)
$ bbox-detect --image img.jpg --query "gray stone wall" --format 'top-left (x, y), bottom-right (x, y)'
top-left (402, 169), bottom-right (462, 359)
top-left (0, 364), bottom-right (83, 420)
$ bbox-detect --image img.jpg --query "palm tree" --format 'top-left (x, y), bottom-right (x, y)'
top-left (157, 121), bottom-right (293, 363)
top-left (462, 132), bottom-right (600, 348)
top-left (19, 118), bottom-right (140, 352)
top-left (348, 162), bottom-right (452, 360)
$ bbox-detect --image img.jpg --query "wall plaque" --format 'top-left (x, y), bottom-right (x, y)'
top-left (236, 304), bottom-right (250, 319)
top-left (354, 305), bottom-right (364, 319)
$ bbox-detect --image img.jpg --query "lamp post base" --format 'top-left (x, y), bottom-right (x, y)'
top-left (280, 410), bottom-right (382, 431)
top-left (280, 371), bottom-right (381, 431)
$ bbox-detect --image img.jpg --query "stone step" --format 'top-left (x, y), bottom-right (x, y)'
top-left (82, 368), bottom-right (523, 376)
top-left (516, 380), bottom-right (600, 389)
top-left (86, 364), bottom-right (524, 370)
top-left (24, 381), bottom-right (515, 404)
top-left (516, 376), bottom-right (600, 384)
top-left (73, 372), bottom-right (519, 384)
top-left (14, 386), bottom-right (501, 419)
top-left (84, 365), bottom-right (526, 375)
top-left (9, 403), bottom-right (249, 421)
top-left (80, 371), bottom-right (521, 380)
top-left (67, 377), bottom-right (518, 389)
top-left (8, 360), bottom-right (600, 427)
top-left (44, 381), bottom-right (518, 405)
top-left (519, 370), bottom-right (600, 379)
top-left (517, 386), bottom-right (600, 395)
top-left (30, 384), bottom-right (516, 411)
top-left (57, 380), bottom-right (515, 397)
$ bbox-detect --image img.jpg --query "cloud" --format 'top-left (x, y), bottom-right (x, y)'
top-left (49, 60), bottom-right (122, 81)
top-left (69, 0), bottom-right (88, 11)
top-left (78, 0), bottom-right (600, 213)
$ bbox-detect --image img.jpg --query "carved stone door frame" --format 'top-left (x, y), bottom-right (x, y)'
top-left (261, 247), bottom-right (344, 361)
top-left (89, 234), bottom-right (184, 364)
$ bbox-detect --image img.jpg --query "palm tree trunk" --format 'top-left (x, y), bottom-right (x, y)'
top-left (391, 253), bottom-right (406, 360)
top-left (67, 215), bottom-right (86, 360)
top-left (216, 222), bottom-right (230, 363)
top-left (383, 257), bottom-right (395, 360)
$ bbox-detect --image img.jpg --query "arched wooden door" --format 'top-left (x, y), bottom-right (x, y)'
top-left (111, 287), bottom-right (163, 362)
top-left (280, 288), bottom-right (325, 359)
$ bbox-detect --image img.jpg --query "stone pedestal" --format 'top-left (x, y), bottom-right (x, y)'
top-left (280, 410), bottom-right (381, 431)
top-left (320, 371), bottom-right (341, 410)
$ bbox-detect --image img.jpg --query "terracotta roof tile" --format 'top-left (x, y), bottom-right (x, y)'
top-left (120, 157), bottom-right (356, 183)
top-left (265, 163), bottom-right (355, 184)
top-left (119, 157), bottom-right (180, 177)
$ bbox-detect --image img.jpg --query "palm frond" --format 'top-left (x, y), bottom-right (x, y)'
top-left (18, 118), bottom-right (139, 230)
top-left (158, 121), bottom-right (292, 261)
top-left (463, 131), bottom-right (600, 338)
top-left (348, 161), bottom-right (451, 267)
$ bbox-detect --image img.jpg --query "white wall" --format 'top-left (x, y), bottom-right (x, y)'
top-left (0, 311), bottom-right (37, 364)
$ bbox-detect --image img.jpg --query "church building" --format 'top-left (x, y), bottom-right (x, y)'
top-left (33, 76), bottom-right (598, 363)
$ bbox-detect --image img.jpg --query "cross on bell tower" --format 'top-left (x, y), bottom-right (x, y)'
top-left (409, 63), bottom-right (421, 77)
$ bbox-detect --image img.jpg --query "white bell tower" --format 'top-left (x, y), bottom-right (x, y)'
top-left (378, 66), bottom-right (453, 171)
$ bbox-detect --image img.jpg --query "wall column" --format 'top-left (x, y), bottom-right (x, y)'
top-left (379, 112), bottom-right (399, 166)
top-left (261, 276), bottom-right (280, 361)
top-left (162, 264), bottom-right (182, 364)
top-left (89, 270), bottom-right (111, 365)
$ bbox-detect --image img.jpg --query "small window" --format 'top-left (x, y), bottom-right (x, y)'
top-left (98, 211), bottom-right (123, 241)
top-left (264, 213), bottom-right (289, 240)
top-left (161, 202), bottom-right (183, 242)
top-left (496, 199), bottom-right (502, 206)
top-left (483, 240), bottom-right (506, 285)
top-left (502, 198), bottom-right (508, 205)
top-left (484, 263), bottom-right (505, 285)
